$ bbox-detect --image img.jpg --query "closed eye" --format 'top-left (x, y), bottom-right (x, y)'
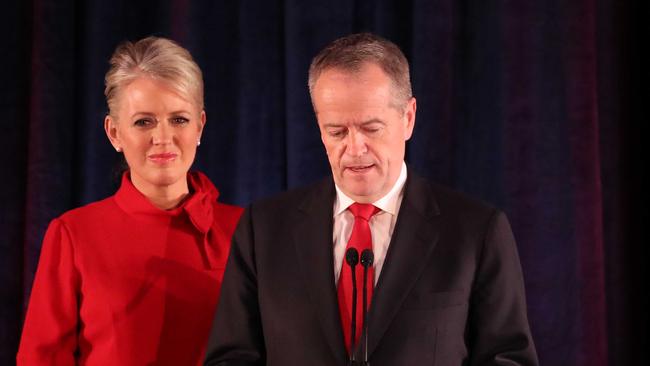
top-left (328, 128), bottom-right (347, 138)
top-left (362, 125), bottom-right (383, 136)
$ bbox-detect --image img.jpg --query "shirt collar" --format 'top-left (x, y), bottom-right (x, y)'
top-left (334, 161), bottom-right (407, 216)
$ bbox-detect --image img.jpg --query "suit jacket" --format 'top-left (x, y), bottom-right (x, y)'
top-left (204, 171), bottom-right (538, 365)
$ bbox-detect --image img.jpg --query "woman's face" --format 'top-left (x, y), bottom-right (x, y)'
top-left (105, 77), bottom-right (205, 195)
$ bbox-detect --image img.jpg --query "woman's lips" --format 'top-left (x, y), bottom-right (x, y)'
top-left (148, 153), bottom-right (177, 163)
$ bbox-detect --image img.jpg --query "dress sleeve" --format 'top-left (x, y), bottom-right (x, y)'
top-left (17, 218), bottom-right (81, 366)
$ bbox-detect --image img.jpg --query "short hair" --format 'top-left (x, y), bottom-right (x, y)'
top-left (308, 32), bottom-right (412, 108)
top-left (104, 36), bottom-right (204, 117)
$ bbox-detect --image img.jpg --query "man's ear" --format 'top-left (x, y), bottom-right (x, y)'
top-left (403, 97), bottom-right (416, 140)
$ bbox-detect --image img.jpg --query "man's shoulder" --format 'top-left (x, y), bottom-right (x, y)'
top-left (408, 173), bottom-right (499, 218)
top-left (406, 174), bottom-right (508, 241)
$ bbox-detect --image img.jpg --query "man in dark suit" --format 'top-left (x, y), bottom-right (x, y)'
top-left (204, 33), bottom-right (538, 366)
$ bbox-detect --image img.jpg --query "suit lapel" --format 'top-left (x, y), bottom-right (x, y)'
top-left (292, 179), bottom-right (347, 363)
top-left (365, 173), bottom-right (441, 357)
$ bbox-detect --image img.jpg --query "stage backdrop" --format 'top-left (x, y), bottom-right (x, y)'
top-left (0, 0), bottom-right (645, 365)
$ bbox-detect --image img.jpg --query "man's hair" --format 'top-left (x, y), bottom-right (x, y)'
top-left (104, 36), bottom-right (204, 117)
top-left (308, 32), bottom-right (412, 108)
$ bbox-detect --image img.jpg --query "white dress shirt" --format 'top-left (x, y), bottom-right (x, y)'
top-left (333, 162), bottom-right (407, 285)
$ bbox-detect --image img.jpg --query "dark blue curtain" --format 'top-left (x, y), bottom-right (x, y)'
top-left (1, 1), bottom-right (645, 365)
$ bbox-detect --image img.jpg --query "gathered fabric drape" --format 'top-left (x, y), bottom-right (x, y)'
top-left (1, 1), bottom-right (644, 365)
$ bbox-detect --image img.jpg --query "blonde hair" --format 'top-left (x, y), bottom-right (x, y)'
top-left (104, 36), bottom-right (204, 117)
top-left (308, 33), bottom-right (412, 108)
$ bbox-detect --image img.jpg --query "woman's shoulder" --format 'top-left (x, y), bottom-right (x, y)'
top-left (39, 195), bottom-right (120, 252)
top-left (56, 195), bottom-right (119, 226)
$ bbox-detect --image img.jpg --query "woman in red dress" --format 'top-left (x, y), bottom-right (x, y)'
top-left (17, 36), bottom-right (243, 365)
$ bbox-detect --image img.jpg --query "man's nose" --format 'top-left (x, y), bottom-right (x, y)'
top-left (345, 130), bottom-right (367, 157)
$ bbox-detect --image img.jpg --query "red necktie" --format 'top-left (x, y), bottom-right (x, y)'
top-left (337, 203), bottom-right (379, 354)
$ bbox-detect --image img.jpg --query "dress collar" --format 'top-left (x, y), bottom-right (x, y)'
top-left (114, 171), bottom-right (220, 234)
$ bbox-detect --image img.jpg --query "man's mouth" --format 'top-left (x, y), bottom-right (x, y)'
top-left (346, 164), bottom-right (374, 173)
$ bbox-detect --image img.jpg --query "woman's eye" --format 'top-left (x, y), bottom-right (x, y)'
top-left (134, 119), bottom-right (153, 127)
top-left (172, 117), bottom-right (189, 125)
top-left (329, 129), bottom-right (346, 138)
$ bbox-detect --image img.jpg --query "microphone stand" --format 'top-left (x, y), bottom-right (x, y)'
top-left (345, 248), bottom-right (359, 366)
top-left (360, 249), bottom-right (374, 366)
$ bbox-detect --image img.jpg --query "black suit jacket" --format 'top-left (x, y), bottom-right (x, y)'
top-left (204, 171), bottom-right (538, 365)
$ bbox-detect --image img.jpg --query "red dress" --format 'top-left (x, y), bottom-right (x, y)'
top-left (17, 172), bottom-right (243, 366)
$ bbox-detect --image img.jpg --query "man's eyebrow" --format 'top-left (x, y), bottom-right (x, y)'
top-left (360, 118), bottom-right (385, 126)
top-left (322, 119), bottom-right (385, 128)
top-left (322, 122), bottom-right (345, 128)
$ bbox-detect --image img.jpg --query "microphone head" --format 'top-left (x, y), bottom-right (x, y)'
top-left (360, 249), bottom-right (374, 268)
top-left (345, 248), bottom-right (359, 266)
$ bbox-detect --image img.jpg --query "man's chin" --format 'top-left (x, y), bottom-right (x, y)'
top-left (339, 183), bottom-right (382, 203)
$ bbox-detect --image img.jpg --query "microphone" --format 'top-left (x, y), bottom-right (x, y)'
top-left (345, 247), bottom-right (359, 365)
top-left (360, 249), bottom-right (374, 366)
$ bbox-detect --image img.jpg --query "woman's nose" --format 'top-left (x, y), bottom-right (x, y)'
top-left (152, 122), bottom-right (173, 145)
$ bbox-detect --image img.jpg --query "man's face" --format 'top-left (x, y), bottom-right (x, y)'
top-left (312, 63), bottom-right (416, 203)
